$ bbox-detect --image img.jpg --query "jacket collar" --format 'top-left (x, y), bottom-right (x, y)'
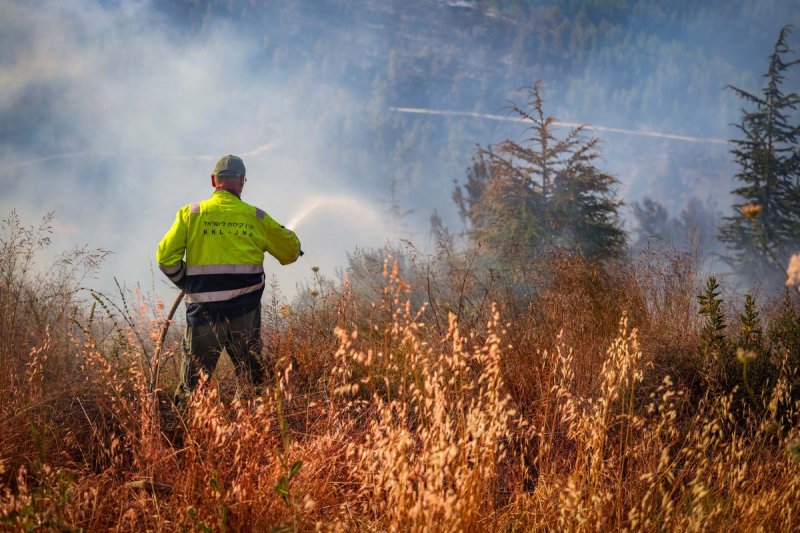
top-left (212, 188), bottom-right (241, 200)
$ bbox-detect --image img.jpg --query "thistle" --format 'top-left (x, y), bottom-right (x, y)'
top-left (787, 253), bottom-right (800, 287)
top-left (735, 347), bottom-right (757, 364)
top-left (740, 203), bottom-right (763, 219)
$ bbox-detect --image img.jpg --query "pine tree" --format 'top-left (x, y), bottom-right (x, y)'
top-left (698, 276), bottom-right (726, 355)
top-left (738, 293), bottom-right (762, 349)
top-left (453, 81), bottom-right (626, 260)
top-left (718, 25), bottom-right (800, 284)
top-left (736, 292), bottom-right (774, 398)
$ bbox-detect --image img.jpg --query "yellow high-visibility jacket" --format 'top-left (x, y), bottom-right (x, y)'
top-left (157, 189), bottom-right (300, 324)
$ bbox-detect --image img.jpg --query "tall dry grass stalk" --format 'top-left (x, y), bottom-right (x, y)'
top-left (328, 260), bottom-right (521, 530)
top-left (1, 218), bottom-right (800, 531)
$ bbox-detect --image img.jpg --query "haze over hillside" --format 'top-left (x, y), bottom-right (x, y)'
top-left (1, 0), bottom-right (798, 298)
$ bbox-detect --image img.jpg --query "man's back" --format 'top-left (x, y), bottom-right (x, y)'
top-left (157, 161), bottom-right (300, 326)
top-left (156, 154), bottom-right (301, 404)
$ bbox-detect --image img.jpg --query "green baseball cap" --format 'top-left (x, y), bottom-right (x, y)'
top-left (213, 154), bottom-right (246, 177)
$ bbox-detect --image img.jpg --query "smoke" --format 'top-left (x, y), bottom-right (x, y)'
top-left (1, 0), bottom-right (797, 303)
top-left (0, 0), bottom-right (396, 303)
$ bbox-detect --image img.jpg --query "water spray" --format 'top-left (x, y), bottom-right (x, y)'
top-left (285, 195), bottom-right (386, 275)
top-left (286, 195), bottom-right (382, 230)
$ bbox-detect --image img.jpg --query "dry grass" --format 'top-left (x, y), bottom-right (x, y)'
top-left (1, 215), bottom-right (800, 531)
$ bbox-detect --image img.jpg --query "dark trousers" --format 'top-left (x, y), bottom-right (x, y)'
top-left (174, 307), bottom-right (266, 404)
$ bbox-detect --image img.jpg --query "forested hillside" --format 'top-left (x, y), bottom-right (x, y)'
top-left (151, 0), bottom-right (799, 239)
top-left (2, 0), bottom-right (797, 298)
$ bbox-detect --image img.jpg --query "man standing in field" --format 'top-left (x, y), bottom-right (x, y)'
top-left (157, 154), bottom-right (301, 405)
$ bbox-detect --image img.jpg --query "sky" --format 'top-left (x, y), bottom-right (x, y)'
top-left (1, 0), bottom-right (798, 305)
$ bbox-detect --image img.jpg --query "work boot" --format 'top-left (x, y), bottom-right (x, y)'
top-left (157, 391), bottom-right (186, 448)
top-left (233, 382), bottom-right (267, 415)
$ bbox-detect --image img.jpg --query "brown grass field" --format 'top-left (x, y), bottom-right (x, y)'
top-left (1, 213), bottom-right (800, 531)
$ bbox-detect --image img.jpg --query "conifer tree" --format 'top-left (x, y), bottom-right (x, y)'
top-left (719, 25), bottom-right (800, 284)
top-left (453, 81), bottom-right (626, 260)
top-left (738, 293), bottom-right (762, 349)
top-left (698, 276), bottom-right (726, 355)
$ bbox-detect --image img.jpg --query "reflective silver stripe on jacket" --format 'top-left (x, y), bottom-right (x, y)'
top-left (190, 202), bottom-right (201, 214)
top-left (159, 261), bottom-right (185, 283)
top-left (255, 208), bottom-right (266, 220)
top-left (184, 281), bottom-right (265, 303)
top-left (185, 264), bottom-right (264, 276)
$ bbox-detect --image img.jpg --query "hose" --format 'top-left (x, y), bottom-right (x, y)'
top-left (150, 290), bottom-right (185, 393)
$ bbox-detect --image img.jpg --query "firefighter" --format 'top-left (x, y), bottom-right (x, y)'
top-left (157, 154), bottom-right (301, 404)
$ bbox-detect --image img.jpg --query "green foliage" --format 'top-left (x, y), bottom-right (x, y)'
top-left (768, 291), bottom-right (800, 374)
top-left (695, 279), bottom-right (786, 410)
top-left (453, 81), bottom-right (626, 261)
top-left (275, 461), bottom-right (303, 506)
top-left (718, 25), bottom-right (800, 285)
top-left (738, 293), bottom-right (763, 349)
top-left (734, 293), bottom-right (774, 406)
top-left (698, 276), bottom-right (726, 355)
